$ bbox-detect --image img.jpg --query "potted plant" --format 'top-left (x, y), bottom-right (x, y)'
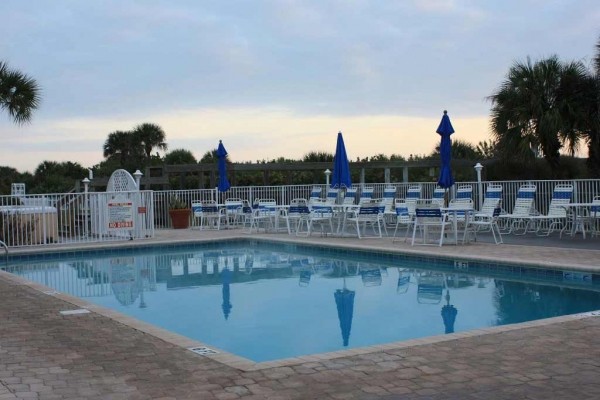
top-left (168, 196), bottom-right (191, 229)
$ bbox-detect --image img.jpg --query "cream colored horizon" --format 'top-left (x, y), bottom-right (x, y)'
top-left (3, 107), bottom-right (492, 173)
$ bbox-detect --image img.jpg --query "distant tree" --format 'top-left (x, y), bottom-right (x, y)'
top-left (200, 149), bottom-right (218, 163)
top-left (132, 123), bottom-right (167, 159)
top-left (431, 139), bottom-right (479, 160)
top-left (303, 151), bottom-right (333, 162)
top-left (0, 61), bottom-right (41, 124)
top-left (164, 149), bottom-right (196, 165)
top-left (30, 161), bottom-right (86, 193)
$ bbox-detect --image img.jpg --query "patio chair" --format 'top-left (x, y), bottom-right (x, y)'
top-left (411, 201), bottom-right (451, 246)
top-left (279, 198), bottom-right (310, 235)
top-left (344, 199), bottom-right (383, 239)
top-left (392, 199), bottom-right (414, 243)
top-left (224, 198), bottom-right (244, 227)
top-left (464, 206), bottom-right (503, 244)
top-left (359, 186), bottom-right (375, 204)
top-left (192, 201), bottom-right (227, 230)
top-left (497, 184), bottom-right (537, 234)
top-left (246, 199), bottom-right (278, 233)
top-left (524, 184), bottom-right (573, 236)
top-left (296, 199), bottom-right (334, 237)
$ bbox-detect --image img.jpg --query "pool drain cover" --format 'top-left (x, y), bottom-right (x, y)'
top-left (188, 346), bottom-right (219, 355)
top-left (59, 309), bottom-right (90, 316)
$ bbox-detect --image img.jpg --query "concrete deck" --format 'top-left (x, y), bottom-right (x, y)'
top-left (1, 229), bottom-right (600, 399)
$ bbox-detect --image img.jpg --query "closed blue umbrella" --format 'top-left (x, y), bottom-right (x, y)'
top-left (334, 287), bottom-right (355, 346)
top-left (441, 290), bottom-right (457, 334)
top-left (221, 267), bottom-right (232, 320)
top-left (436, 110), bottom-right (455, 189)
top-left (331, 132), bottom-right (351, 189)
top-left (217, 140), bottom-right (230, 192)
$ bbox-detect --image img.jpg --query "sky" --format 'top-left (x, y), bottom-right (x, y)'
top-left (1, 0), bottom-right (599, 173)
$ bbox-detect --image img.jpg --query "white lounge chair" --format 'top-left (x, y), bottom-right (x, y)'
top-left (431, 187), bottom-right (446, 207)
top-left (524, 184), bottom-right (573, 236)
top-left (279, 198), bottom-right (309, 234)
top-left (192, 201), bottom-right (227, 230)
top-left (325, 188), bottom-right (340, 205)
top-left (359, 186), bottom-right (374, 204)
top-left (392, 199), bottom-right (413, 242)
top-left (498, 184), bottom-right (537, 234)
top-left (342, 187), bottom-right (357, 205)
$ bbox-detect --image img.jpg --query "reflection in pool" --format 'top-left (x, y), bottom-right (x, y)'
top-left (5, 242), bottom-right (600, 362)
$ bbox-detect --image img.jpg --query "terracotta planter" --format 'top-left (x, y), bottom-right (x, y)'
top-left (169, 209), bottom-right (191, 229)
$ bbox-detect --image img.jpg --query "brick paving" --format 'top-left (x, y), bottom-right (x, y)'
top-left (1, 230), bottom-right (600, 399)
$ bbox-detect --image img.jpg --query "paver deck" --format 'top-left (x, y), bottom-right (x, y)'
top-left (1, 229), bottom-right (600, 399)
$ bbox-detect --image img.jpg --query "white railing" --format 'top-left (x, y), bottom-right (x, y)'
top-left (0, 191), bottom-right (155, 247)
top-left (3, 179), bottom-right (599, 244)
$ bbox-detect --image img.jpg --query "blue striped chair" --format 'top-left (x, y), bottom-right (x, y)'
top-left (325, 188), bottom-right (340, 205)
top-left (411, 201), bottom-right (451, 246)
top-left (359, 186), bottom-right (374, 204)
top-left (342, 187), bottom-right (358, 205)
top-left (524, 184), bottom-right (573, 236)
top-left (344, 199), bottom-right (383, 239)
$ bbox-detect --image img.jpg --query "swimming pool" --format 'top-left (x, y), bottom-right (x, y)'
top-left (4, 240), bottom-right (600, 362)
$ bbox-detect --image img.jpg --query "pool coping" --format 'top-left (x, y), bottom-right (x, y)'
top-left (2, 233), bottom-right (600, 371)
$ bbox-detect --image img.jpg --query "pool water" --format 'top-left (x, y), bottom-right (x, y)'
top-left (5, 241), bottom-right (600, 362)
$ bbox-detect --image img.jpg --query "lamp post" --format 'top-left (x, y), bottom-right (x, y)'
top-left (324, 169), bottom-right (331, 193)
top-left (133, 170), bottom-right (143, 191)
top-left (474, 163), bottom-right (483, 210)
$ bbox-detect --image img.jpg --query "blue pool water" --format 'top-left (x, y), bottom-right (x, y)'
top-left (4, 240), bottom-right (600, 362)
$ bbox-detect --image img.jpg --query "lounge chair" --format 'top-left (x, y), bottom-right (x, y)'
top-left (325, 188), bottom-right (340, 205)
top-left (359, 186), bottom-right (374, 204)
top-left (474, 184), bottom-right (503, 218)
top-left (498, 184), bottom-right (537, 234)
top-left (224, 198), bottom-right (244, 227)
top-left (381, 186), bottom-right (397, 224)
top-left (342, 187), bottom-right (357, 205)
top-left (431, 187), bottom-right (446, 207)
top-left (524, 184), bottom-right (573, 236)
top-left (246, 199), bottom-right (278, 233)
top-left (308, 186), bottom-right (322, 206)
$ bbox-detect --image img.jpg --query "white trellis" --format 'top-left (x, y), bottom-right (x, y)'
top-left (89, 169), bottom-right (154, 239)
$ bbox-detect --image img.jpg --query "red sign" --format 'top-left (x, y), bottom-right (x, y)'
top-left (138, 207), bottom-right (147, 214)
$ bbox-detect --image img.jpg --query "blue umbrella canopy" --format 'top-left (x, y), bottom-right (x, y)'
top-left (436, 110), bottom-right (455, 189)
top-left (216, 140), bottom-right (231, 192)
top-left (334, 287), bottom-right (355, 346)
top-left (221, 267), bottom-right (232, 320)
top-left (331, 132), bottom-right (352, 189)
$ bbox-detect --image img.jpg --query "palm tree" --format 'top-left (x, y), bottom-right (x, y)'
top-left (0, 61), bottom-right (41, 124)
top-left (132, 123), bottom-right (167, 159)
top-left (103, 130), bottom-right (136, 166)
top-left (488, 56), bottom-right (586, 173)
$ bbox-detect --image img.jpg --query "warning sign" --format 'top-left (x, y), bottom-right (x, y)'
top-left (108, 198), bottom-right (134, 230)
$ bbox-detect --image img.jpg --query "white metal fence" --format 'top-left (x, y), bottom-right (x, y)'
top-left (3, 179), bottom-right (599, 245)
top-left (0, 191), bottom-right (155, 248)
top-left (152, 179), bottom-right (600, 228)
